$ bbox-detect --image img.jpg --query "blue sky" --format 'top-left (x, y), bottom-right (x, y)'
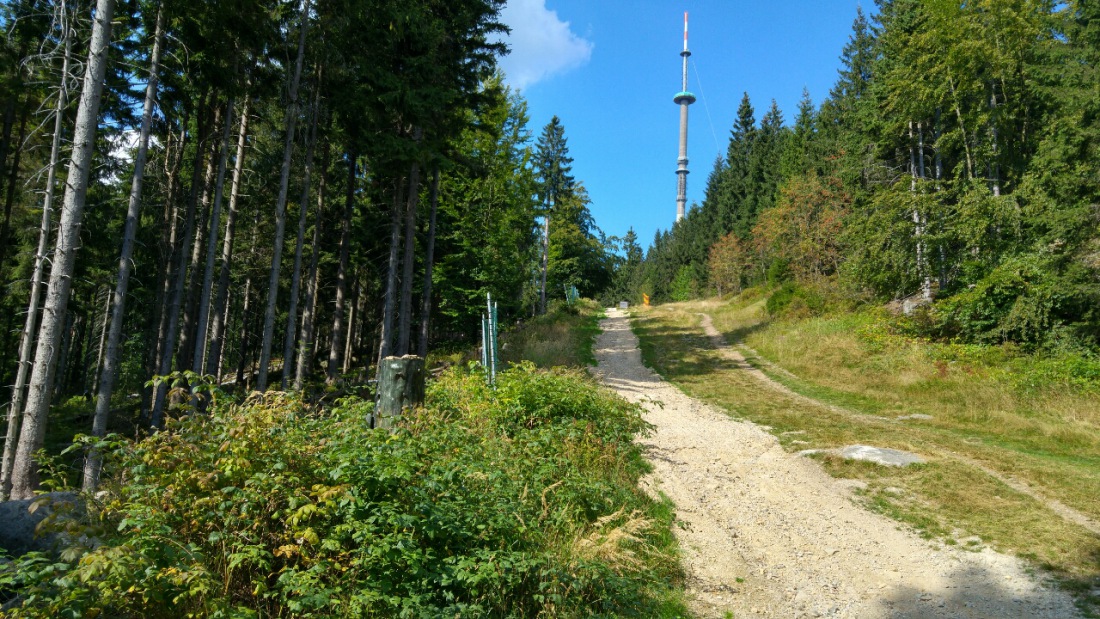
top-left (497, 0), bottom-right (868, 249)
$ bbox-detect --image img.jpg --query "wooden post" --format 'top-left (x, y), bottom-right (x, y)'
top-left (375, 355), bottom-right (425, 430)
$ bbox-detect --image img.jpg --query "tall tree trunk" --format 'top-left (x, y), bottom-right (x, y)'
top-left (147, 122), bottom-right (186, 421)
top-left (376, 180), bottom-right (404, 366)
top-left (934, 108), bottom-right (947, 289)
top-left (235, 211), bottom-right (261, 388)
top-left (539, 210), bottom-right (550, 314)
top-left (207, 92), bottom-right (251, 377)
top-left (909, 121), bottom-right (931, 302)
top-left (295, 139), bottom-right (328, 389)
top-left (257, 0), bottom-right (311, 391)
top-left (281, 85), bottom-right (320, 389)
top-left (396, 154), bottom-right (422, 357)
top-left (343, 274), bottom-right (358, 374)
top-left (990, 85), bottom-right (1000, 197)
top-left (417, 166), bottom-right (440, 358)
top-left (947, 77), bottom-right (974, 181)
top-left (178, 105), bottom-right (222, 372)
top-left (193, 96), bottom-right (236, 373)
top-left (1, 18), bottom-right (73, 500)
top-left (91, 286), bottom-right (110, 393)
top-left (152, 92), bottom-right (212, 427)
top-left (83, 6), bottom-right (164, 490)
top-left (327, 153), bottom-right (355, 383)
top-left (8, 0), bottom-right (115, 500)
top-left (917, 121), bottom-right (926, 181)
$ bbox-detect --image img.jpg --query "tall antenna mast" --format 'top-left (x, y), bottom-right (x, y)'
top-left (673, 11), bottom-right (696, 222)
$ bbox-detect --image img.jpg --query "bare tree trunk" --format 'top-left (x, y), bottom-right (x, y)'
top-left (207, 92), bottom-right (250, 377)
top-left (1, 12), bottom-right (73, 500)
top-left (146, 123), bottom-right (186, 424)
top-left (917, 121), bottom-right (926, 181)
top-left (83, 6), bottom-right (164, 490)
top-left (235, 211), bottom-right (261, 389)
top-left (327, 153), bottom-right (355, 383)
top-left (376, 180), bottom-right (404, 366)
top-left (539, 210), bottom-right (550, 314)
top-left (294, 139), bottom-right (327, 389)
top-left (909, 121), bottom-right (931, 302)
top-left (396, 154), bottom-right (421, 357)
top-left (178, 105), bottom-right (222, 372)
top-left (990, 85), bottom-right (1000, 197)
top-left (152, 92), bottom-right (212, 427)
top-left (91, 286), bottom-right (110, 393)
top-left (9, 0), bottom-right (115, 500)
top-left (257, 0), bottom-right (311, 391)
top-left (343, 274), bottom-right (357, 374)
top-left (417, 165), bottom-right (440, 358)
top-left (281, 85), bottom-right (320, 389)
top-left (193, 96), bottom-right (235, 373)
top-left (947, 77), bottom-right (974, 181)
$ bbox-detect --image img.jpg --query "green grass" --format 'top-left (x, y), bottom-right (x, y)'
top-left (501, 299), bottom-right (603, 369)
top-left (632, 296), bottom-right (1100, 614)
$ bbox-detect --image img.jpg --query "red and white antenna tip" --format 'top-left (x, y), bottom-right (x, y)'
top-left (683, 12), bottom-right (689, 50)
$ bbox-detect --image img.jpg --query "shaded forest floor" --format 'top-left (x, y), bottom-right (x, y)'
top-left (624, 296), bottom-right (1100, 617)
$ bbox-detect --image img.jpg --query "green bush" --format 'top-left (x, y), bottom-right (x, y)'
top-left (936, 253), bottom-right (1100, 351)
top-left (765, 282), bottom-right (826, 317)
top-left (2, 366), bottom-right (682, 618)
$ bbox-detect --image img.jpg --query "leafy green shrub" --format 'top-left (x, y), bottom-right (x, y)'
top-left (765, 281), bottom-right (827, 317)
top-left (936, 254), bottom-right (1099, 350)
top-left (2, 366), bottom-right (682, 618)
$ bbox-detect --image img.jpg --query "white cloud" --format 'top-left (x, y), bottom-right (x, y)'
top-left (497, 0), bottom-right (594, 90)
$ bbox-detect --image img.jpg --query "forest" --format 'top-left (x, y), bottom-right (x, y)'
top-left (620, 0), bottom-right (1100, 358)
top-left (0, 0), bottom-right (615, 502)
top-left (0, 0), bottom-right (1098, 615)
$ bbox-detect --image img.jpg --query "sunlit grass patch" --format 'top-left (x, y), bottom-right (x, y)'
top-left (501, 299), bottom-right (603, 369)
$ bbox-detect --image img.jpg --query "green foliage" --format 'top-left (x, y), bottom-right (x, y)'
top-left (931, 254), bottom-right (1100, 349)
top-left (765, 282), bottom-right (826, 318)
top-left (669, 266), bottom-right (699, 302)
top-left (2, 367), bottom-right (684, 618)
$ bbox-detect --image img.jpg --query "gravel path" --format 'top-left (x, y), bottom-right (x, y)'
top-left (593, 308), bottom-right (1081, 619)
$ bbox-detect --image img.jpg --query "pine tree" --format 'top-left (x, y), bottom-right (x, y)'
top-left (534, 116), bottom-right (575, 313)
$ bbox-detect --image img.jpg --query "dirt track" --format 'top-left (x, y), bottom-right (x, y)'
top-left (593, 308), bottom-right (1081, 619)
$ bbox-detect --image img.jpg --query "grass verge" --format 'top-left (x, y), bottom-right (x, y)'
top-left (633, 297), bottom-right (1100, 615)
top-left (501, 299), bottom-right (603, 369)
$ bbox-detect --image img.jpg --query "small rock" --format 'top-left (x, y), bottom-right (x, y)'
top-left (838, 445), bottom-right (925, 467)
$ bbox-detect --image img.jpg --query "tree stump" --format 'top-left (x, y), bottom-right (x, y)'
top-left (375, 355), bottom-right (425, 430)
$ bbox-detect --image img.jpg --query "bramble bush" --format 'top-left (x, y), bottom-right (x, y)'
top-left (0, 364), bottom-right (683, 618)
